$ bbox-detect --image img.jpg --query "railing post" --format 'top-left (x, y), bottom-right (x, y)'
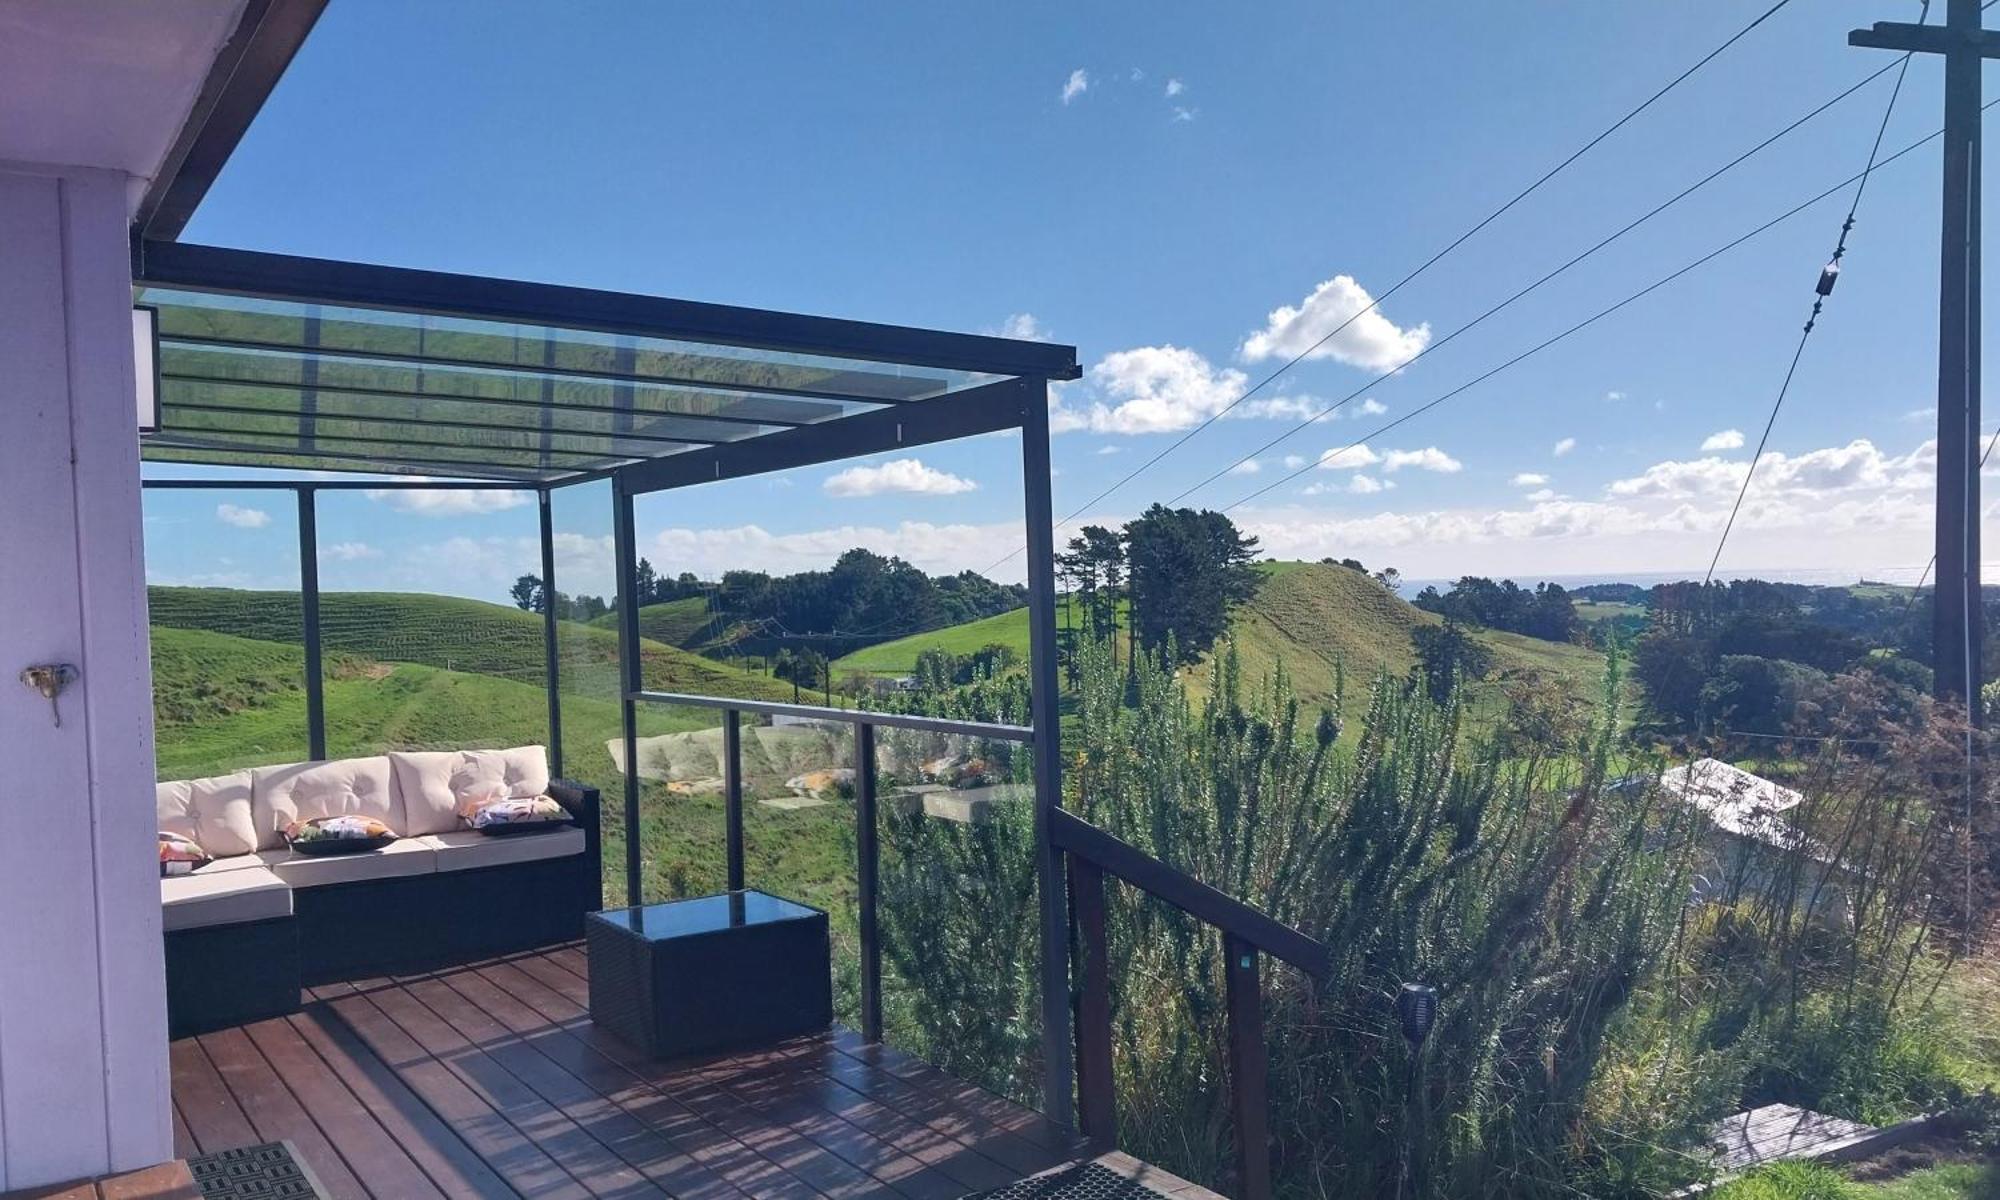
top-left (1224, 934), bottom-right (1271, 1200)
top-left (723, 709), bottom-right (744, 892)
top-left (1070, 855), bottom-right (1115, 1146)
top-left (855, 721), bottom-right (882, 1043)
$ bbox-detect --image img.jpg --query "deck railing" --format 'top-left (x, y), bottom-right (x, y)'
top-left (627, 689), bottom-right (1034, 1043)
top-left (626, 688), bottom-right (1328, 1200)
top-left (1053, 808), bottom-right (1329, 1200)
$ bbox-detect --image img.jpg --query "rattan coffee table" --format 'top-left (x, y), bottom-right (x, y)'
top-left (585, 890), bottom-right (831, 1058)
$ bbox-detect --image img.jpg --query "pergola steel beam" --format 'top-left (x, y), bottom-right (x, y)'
top-left (145, 439), bottom-right (567, 481)
top-left (162, 395), bottom-right (720, 449)
top-left (137, 241), bottom-right (1083, 380)
top-left (618, 375), bottom-right (1037, 496)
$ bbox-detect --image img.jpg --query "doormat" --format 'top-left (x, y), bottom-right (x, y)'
top-left (187, 1140), bottom-right (328, 1199)
top-left (959, 1162), bottom-right (1174, 1200)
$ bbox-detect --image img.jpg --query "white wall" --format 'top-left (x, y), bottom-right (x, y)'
top-left (0, 163), bottom-right (172, 1189)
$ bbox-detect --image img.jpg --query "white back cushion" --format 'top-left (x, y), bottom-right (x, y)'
top-left (156, 771), bottom-right (257, 858)
top-left (497, 745), bottom-right (550, 798)
top-left (250, 756), bottom-right (400, 848)
top-left (388, 750), bottom-right (506, 836)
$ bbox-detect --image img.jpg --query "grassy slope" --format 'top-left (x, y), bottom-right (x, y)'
top-left (831, 596), bottom-right (1112, 676)
top-left (832, 561), bottom-right (1613, 726)
top-left (587, 596), bottom-right (719, 648)
top-left (148, 586), bottom-right (790, 701)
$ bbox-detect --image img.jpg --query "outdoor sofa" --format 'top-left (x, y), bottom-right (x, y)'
top-left (156, 744), bottom-right (600, 1036)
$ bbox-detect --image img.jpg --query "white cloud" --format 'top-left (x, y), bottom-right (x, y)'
top-left (997, 313), bottom-right (1049, 341)
top-left (1095, 445), bottom-right (1121, 456)
top-left (1165, 78), bottom-right (1185, 97)
top-left (1230, 460), bottom-right (1262, 476)
top-left (1606, 391), bottom-right (1626, 402)
top-left (1356, 397), bottom-right (1388, 417)
top-left (322, 541), bottom-right (379, 561)
top-left (364, 488), bottom-right (531, 517)
top-left (1382, 447), bottom-right (1463, 473)
top-left (823, 458), bottom-right (977, 497)
top-left (1553, 437), bottom-right (1577, 457)
top-left (1512, 472), bottom-right (1549, 487)
top-left (214, 503), bottom-right (270, 529)
top-left (1701, 428), bottom-right (1746, 452)
top-left (1346, 475), bottom-right (1387, 495)
top-left (1525, 488), bottom-right (1559, 502)
top-left (1233, 394), bottom-right (1327, 422)
top-left (1283, 455), bottom-right (1307, 470)
top-left (1240, 275), bottom-right (1431, 374)
top-left (1065, 345), bottom-right (1249, 434)
top-left (1062, 69), bottom-right (1089, 104)
top-left (1172, 106), bottom-right (1197, 123)
top-left (1316, 445), bottom-right (1381, 471)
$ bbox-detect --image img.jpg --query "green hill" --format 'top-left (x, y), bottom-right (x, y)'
top-left (587, 596), bottom-right (724, 649)
top-left (147, 586), bottom-right (792, 701)
top-left (831, 561), bottom-right (1614, 725)
top-left (830, 596), bottom-right (1111, 676)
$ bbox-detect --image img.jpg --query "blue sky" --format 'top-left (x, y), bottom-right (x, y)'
top-left (145, 0), bottom-right (1983, 601)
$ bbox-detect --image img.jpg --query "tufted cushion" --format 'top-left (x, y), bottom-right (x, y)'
top-left (250, 756), bottom-right (401, 850)
top-left (156, 771), bottom-right (257, 858)
top-left (422, 827), bottom-right (585, 872)
top-left (495, 745), bottom-right (550, 799)
top-left (388, 750), bottom-right (505, 836)
top-left (257, 837), bottom-right (436, 888)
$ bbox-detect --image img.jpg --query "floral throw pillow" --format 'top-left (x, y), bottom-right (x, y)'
top-left (463, 795), bottom-right (569, 836)
top-left (284, 814), bottom-right (397, 856)
top-left (159, 832), bottom-right (210, 877)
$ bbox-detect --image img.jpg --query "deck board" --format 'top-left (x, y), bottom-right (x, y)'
top-left (163, 943), bottom-right (1218, 1200)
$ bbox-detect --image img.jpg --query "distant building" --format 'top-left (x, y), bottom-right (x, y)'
top-left (1660, 758), bottom-right (1853, 923)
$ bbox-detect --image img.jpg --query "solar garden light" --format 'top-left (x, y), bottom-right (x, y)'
top-left (1396, 982), bottom-right (1438, 1048)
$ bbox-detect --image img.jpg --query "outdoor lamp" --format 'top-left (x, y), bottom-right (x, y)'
top-left (1396, 982), bottom-right (1438, 1047)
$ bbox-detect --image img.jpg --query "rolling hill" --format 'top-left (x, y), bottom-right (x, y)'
top-left (148, 586), bottom-right (792, 701)
top-left (832, 561), bottom-right (1616, 725)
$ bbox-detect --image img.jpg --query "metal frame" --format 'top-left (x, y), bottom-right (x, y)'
top-left (133, 246), bottom-right (1083, 1131)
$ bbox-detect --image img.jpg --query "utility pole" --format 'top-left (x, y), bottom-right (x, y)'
top-left (1852, 0), bottom-right (2000, 724)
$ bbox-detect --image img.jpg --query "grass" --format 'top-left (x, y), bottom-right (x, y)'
top-left (830, 595), bottom-right (1116, 676)
top-left (149, 586), bottom-right (792, 701)
top-left (1713, 1161), bottom-right (2000, 1199)
top-left (587, 596), bottom-right (720, 648)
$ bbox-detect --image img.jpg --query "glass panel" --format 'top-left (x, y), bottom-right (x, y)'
top-left (139, 288), bottom-right (1002, 402)
top-left (737, 715), bottom-right (859, 1022)
top-left (621, 702), bottom-right (730, 903)
top-left (143, 487), bottom-right (307, 779)
top-left (310, 488), bottom-right (549, 761)
top-left (875, 727), bottom-right (1044, 1109)
top-left (548, 479), bottom-right (628, 907)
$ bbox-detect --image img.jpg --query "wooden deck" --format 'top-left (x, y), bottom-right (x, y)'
top-left (168, 944), bottom-right (1212, 1200)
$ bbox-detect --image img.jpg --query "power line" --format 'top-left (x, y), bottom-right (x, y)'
top-left (1218, 105), bottom-right (1987, 514)
top-left (1895, 421), bottom-right (2000, 621)
top-left (1704, 0), bottom-right (1930, 583)
top-left (981, 0), bottom-right (1801, 572)
top-left (1171, 59), bottom-right (1905, 506)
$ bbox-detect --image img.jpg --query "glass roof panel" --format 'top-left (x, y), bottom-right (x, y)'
top-left (135, 285), bottom-right (1019, 483)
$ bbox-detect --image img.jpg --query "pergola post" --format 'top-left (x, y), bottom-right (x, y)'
top-left (539, 488), bottom-right (564, 778)
top-left (612, 472), bottom-right (644, 907)
top-left (297, 485), bottom-right (325, 760)
top-left (1020, 377), bottom-right (1074, 1128)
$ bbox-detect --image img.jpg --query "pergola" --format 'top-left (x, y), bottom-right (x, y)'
top-left (134, 237), bottom-right (1083, 1118)
top-left (132, 242), bottom-right (1323, 1193)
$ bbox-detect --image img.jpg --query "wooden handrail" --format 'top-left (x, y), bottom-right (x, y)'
top-left (1053, 808), bottom-right (1325, 1200)
top-left (1049, 808), bottom-right (1330, 977)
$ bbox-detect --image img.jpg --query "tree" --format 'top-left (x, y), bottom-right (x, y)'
top-left (510, 574), bottom-right (543, 612)
top-left (1122, 505), bottom-right (1260, 664)
top-left (1411, 619), bottom-right (1491, 702)
top-left (1373, 567), bottom-right (1402, 594)
top-left (633, 557), bottom-right (660, 605)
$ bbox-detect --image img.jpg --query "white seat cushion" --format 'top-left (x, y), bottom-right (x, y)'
top-left (189, 852), bottom-right (270, 875)
top-left (421, 827), bottom-right (584, 872)
top-left (157, 771), bottom-right (258, 858)
top-left (161, 866), bottom-right (292, 933)
top-left (255, 837), bottom-right (436, 888)
top-left (388, 750), bottom-right (506, 836)
top-left (251, 756), bottom-right (401, 850)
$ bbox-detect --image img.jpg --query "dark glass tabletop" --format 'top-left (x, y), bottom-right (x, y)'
top-left (592, 890), bottom-right (818, 942)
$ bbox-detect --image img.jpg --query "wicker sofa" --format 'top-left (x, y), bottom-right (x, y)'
top-left (157, 744), bottom-right (600, 1036)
